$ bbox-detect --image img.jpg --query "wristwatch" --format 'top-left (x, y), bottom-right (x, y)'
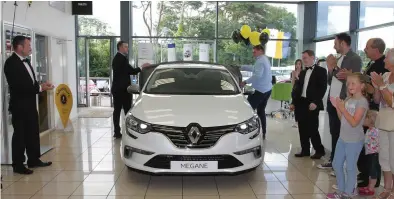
top-left (379, 85), bottom-right (387, 91)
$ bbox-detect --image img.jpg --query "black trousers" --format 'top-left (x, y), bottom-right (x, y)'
top-left (367, 153), bottom-right (381, 179)
top-left (327, 99), bottom-right (341, 162)
top-left (247, 90), bottom-right (272, 135)
top-left (11, 108), bottom-right (41, 167)
top-left (295, 98), bottom-right (325, 154)
top-left (112, 91), bottom-right (132, 134)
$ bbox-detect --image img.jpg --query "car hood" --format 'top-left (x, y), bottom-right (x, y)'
top-left (130, 93), bottom-right (254, 127)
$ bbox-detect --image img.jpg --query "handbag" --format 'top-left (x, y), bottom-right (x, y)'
top-left (376, 107), bottom-right (394, 132)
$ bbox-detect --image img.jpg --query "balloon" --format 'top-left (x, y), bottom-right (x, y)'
top-left (259, 32), bottom-right (269, 46)
top-left (249, 31), bottom-right (261, 46)
top-left (240, 25), bottom-right (251, 39)
top-left (261, 28), bottom-right (270, 36)
top-left (231, 30), bottom-right (240, 44)
top-left (242, 36), bottom-right (250, 46)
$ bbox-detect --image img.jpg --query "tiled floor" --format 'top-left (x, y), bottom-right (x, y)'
top-left (1, 116), bottom-right (379, 199)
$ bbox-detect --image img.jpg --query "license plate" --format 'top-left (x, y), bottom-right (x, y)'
top-left (170, 161), bottom-right (218, 171)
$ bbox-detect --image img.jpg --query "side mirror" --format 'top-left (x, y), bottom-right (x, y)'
top-left (127, 83), bottom-right (140, 94)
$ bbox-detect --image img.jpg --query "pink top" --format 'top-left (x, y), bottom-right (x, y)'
top-left (365, 127), bottom-right (379, 155)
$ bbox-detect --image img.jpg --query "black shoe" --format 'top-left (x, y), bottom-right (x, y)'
top-left (13, 166), bottom-right (33, 175)
top-left (113, 133), bottom-right (122, 139)
top-left (295, 152), bottom-right (310, 157)
top-left (27, 160), bottom-right (52, 168)
top-left (311, 153), bottom-right (325, 159)
top-left (263, 134), bottom-right (266, 140)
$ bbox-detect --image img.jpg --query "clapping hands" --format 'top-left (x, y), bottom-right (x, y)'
top-left (330, 97), bottom-right (345, 112)
top-left (370, 72), bottom-right (384, 88)
top-left (336, 68), bottom-right (352, 80)
top-left (41, 81), bottom-right (55, 91)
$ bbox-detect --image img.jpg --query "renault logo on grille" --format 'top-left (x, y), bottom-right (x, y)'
top-left (188, 126), bottom-right (201, 144)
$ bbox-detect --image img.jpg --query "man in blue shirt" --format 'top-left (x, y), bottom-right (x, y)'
top-left (240, 45), bottom-right (272, 140)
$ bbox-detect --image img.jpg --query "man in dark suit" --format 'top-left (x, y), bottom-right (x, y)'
top-left (291, 50), bottom-right (327, 159)
top-left (111, 41), bottom-right (142, 138)
top-left (4, 36), bottom-right (54, 174)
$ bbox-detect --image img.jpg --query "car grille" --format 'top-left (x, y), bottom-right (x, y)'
top-left (151, 124), bottom-right (237, 149)
top-left (144, 155), bottom-right (243, 169)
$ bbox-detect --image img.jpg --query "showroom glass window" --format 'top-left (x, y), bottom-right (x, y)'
top-left (316, 1), bottom-right (350, 37)
top-left (217, 2), bottom-right (298, 69)
top-left (359, 1), bottom-right (394, 29)
top-left (217, 40), bottom-right (298, 68)
top-left (316, 39), bottom-right (338, 59)
top-left (131, 1), bottom-right (216, 37)
top-left (357, 26), bottom-right (394, 68)
top-left (77, 1), bottom-right (120, 36)
top-left (218, 2), bottom-right (298, 39)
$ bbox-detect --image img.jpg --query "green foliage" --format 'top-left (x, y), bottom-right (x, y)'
top-left (154, 2), bottom-right (297, 66)
top-left (77, 2), bottom-right (298, 77)
top-left (88, 39), bottom-right (111, 77)
top-left (78, 16), bottom-right (112, 77)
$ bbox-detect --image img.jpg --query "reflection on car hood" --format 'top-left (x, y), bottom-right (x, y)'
top-left (130, 94), bottom-right (254, 127)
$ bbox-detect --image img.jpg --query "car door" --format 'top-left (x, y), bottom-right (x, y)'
top-left (224, 65), bottom-right (242, 84)
top-left (139, 64), bottom-right (159, 89)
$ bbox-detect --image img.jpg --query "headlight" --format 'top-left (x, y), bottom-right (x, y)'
top-left (126, 115), bottom-right (151, 134)
top-left (235, 115), bottom-right (260, 134)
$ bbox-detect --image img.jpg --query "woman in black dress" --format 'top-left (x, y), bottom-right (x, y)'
top-left (291, 59), bottom-right (303, 127)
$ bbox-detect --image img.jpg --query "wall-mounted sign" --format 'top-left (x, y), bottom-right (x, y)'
top-left (183, 44), bottom-right (193, 61)
top-left (168, 43), bottom-right (176, 62)
top-left (137, 43), bottom-right (154, 68)
top-left (199, 44), bottom-right (209, 62)
top-left (72, 1), bottom-right (93, 15)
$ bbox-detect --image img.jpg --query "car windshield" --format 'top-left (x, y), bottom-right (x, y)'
top-left (144, 67), bottom-right (241, 95)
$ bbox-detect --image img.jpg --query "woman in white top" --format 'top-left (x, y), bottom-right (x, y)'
top-left (371, 48), bottom-right (394, 199)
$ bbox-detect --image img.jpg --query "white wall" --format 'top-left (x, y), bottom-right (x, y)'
top-left (3, 1), bottom-right (77, 129)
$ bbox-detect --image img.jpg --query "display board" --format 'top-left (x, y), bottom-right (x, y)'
top-left (137, 43), bottom-right (154, 68)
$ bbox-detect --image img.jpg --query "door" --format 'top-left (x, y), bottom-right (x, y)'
top-left (77, 38), bottom-right (116, 107)
top-left (35, 34), bottom-right (50, 133)
top-left (77, 37), bottom-right (88, 107)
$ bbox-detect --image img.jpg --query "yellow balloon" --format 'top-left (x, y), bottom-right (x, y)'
top-left (262, 28), bottom-right (270, 36)
top-left (240, 25), bottom-right (251, 39)
top-left (249, 31), bottom-right (261, 46)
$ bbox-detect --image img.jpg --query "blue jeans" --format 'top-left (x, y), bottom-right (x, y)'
top-left (247, 90), bottom-right (271, 135)
top-left (332, 138), bottom-right (364, 195)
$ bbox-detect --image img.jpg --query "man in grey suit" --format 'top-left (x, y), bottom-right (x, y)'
top-left (316, 33), bottom-right (362, 171)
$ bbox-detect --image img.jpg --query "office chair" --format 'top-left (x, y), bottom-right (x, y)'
top-left (270, 83), bottom-right (293, 119)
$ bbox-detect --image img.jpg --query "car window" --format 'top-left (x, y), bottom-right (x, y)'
top-left (144, 68), bottom-right (241, 95)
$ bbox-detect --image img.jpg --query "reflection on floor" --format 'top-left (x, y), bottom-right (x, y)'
top-left (78, 107), bottom-right (114, 118)
top-left (1, 117), bottom-right (380, 199)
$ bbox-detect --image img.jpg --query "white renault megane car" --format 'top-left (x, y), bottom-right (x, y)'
top-left (121, 61), bottom-right (263, 174)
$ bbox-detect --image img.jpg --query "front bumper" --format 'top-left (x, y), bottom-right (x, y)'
top-left (120, 129), bottom-right (263, 174)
